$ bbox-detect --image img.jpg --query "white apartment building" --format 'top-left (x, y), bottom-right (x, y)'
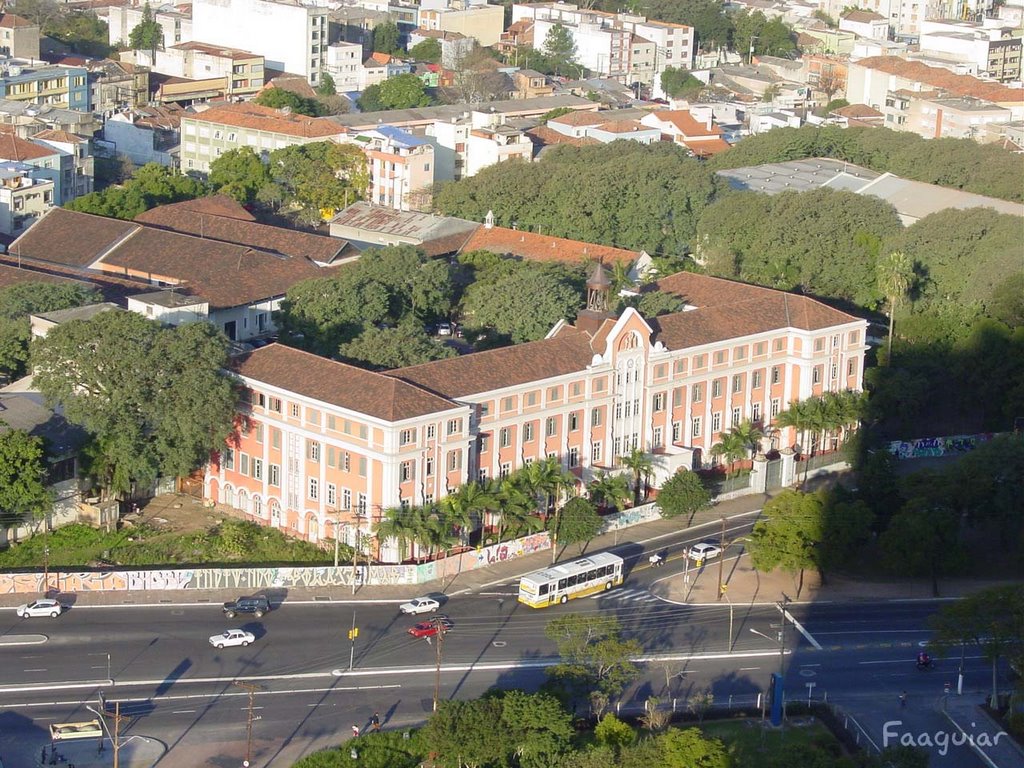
top-left (325, 42), bottom-right (362, 91)
top-left (192, 0), bottom-right (328, 85)
top-left (0, 161), bottom-right (53, 235)
top-left (821, 0), bottom-right (996, 38)
top-left (418, 0), bottom-right (505, 47)
top-left (917, 19), bottom-right (1022, 81)
top-left (511, 3), bottom-right (693, 86)
top-left (107, 4), bottom-right (193, 48)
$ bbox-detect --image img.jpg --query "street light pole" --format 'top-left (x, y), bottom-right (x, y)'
top-left (722, 587), bottom-right (734, 652)
top-left (234, 681), bottom-right (262, 767)
top-left (432, 615), bottom-right (446, 712)
top-left (717, 516), bottom-right (726, 600)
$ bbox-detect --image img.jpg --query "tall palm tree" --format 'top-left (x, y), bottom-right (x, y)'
top-left (710, 432), bottom-right (747, 478)
top-left (876, 250), bottom-right (915, 363)
top-left (730, 419), bottom-right (766, 459)
top-left (588, 471), bottom-right (631, 513)
top-left (441, 480), bottom-right (496, 545)
top-left (420, 506), bottom-right (457, 561)
top-left (374, 506), bottom-right (419, 563)
top-left (514, 456), bottom-right (573, 516)
top-left (496, 479), bottom-right (543, 540)
top-left (619, 448), bottom-right (654, 507)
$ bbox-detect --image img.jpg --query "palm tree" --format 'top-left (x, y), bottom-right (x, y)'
top-left (420, 506), bottom-right (457, 561)
top-left (710, 432), bottom-right (747, 478)
top-left (588, 471), bottom-right (631, 513)
top-left (441, 481), bottom-right (496, 545)
top-left (730, 420), bottom-right (766, 459)
top-left (374, 506), bottom-right (419, 563)
top-left (514, 456), bottom-right (573, 517)
top-left (620, 448), bottom-right (653, 507)
top-left (496, 479), bottom-right (543, 540)
top-left (876, 250), bottom-right (915, 363)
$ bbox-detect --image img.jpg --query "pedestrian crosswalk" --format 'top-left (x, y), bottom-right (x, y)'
top-left (591, 587), bottom-right (661, 604)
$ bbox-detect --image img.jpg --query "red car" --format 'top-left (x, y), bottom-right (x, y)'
top-left (408, 615), bottom-right (454, 638)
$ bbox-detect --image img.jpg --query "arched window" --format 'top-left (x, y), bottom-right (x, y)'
top-left (270, 500), bottom-right (282, 526)
top-left (221, 484), bottom-right (234, 506)
top-left (252, 495), bottom-right (263, 517)
top-left (236, 488), bottom-right (249, 513)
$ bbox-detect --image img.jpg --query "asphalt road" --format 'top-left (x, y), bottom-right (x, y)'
top-left (0, 526), bottom-right (1009, 768)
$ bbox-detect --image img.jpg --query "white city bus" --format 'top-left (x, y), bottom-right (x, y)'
top-left (517, 552), bottom-right (624, 608)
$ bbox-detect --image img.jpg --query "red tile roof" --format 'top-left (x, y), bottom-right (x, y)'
top-left (390, 328), bottom-right (597, 399)
top-left (460, 225), bottom-right (639, 266)
top-left (95, 227), bottom-right (324, 309)
top-left (831, 103), bottom-right (883, 118)
top-left (647, 109), bottom-right (723, 137)
top-left (855, 56), bottom-right (1024, 104)
top-left (650, 272), bottom-right (861, 347)
top-left (136, 200), bottom-right (351, 263)
top-left (137, 195), bottom-right (255, 222)
top-left (261, 70), bottom-right (318, 100)
top-left (682, 137), bottom-right (731, 157)
top-left (842, 9), bottom-right (885, 21)
top-left (0, 13), bottom-right (33, 28)
top-left (525, 125), bottom-right (600, 148)
top-left (188, 102), bottom-right (341, 139)
top-left (10, 209), bottom-right (138, 268)
top-left (547, 111), bottom-right (610, 128)
top-left (235, 344), bottom-right (459, 422)
top-left (0, 134), bottom-right (60, 161)
top-left (31, 129), bottom-right (88, 144)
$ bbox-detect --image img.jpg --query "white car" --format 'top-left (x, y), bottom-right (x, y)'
top-left (16, 599), bottom-right (64, 618)
top-left (209, 629), bottom-right (256, 649)
top-left (399, 597), bottom-right (440, 615)
top-left (688, 542), bottom-right (723, 562)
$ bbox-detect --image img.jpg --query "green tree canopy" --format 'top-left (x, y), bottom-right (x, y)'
top-left (545, 613), bottom-right (642, 696)
top-left (462, 262), bottom-right (583, 344)
top-left (66, 163), bottom-right (209, 220)
top-left (372, 21), bottom-right (401, 55)
top-left (268, 141), bottom-right (368, 222)
top-left (435, 141), bottom-right (719, 254)
top-left (627, 0), bottom-right (733, 50)
top-left (253, 87), bottom-right (325, 117)
top-left (879, 497), bottom-right (965, 596)
top-left (316, 72), bottom-right (336, 96)
top-left (128, 2), bottom-right (162, 49)
top-left (0, 282), bottom-right (101, 379)
top-left (208, 146), bottom-right (272, 206)
top-left (748, 489), bottom-right (825, 594)
top-left (733, 10), bottom-right (795, 57)
top-left (656, 469), bottom-right (710, 524)
top-left (660, 67), bottom-right (705, 100)
top-left (0, 427), bottom-right (52, 527)
top-left (32, 312), bottom-right (237, 497)
top-left (659, 727), bottom-right (729, 768)
top-left (697, 188), bottom-right (901, 305)
top-left (338, 323), bottom-right (456, 370)
top-left (542, 23), bottom-right (578, 75)
top-left (375, 73), bottom-right (434, 110)
top-left (409, 38), bottom-right (442, 63)
top-left (550, 496), bottom-right (603, 554)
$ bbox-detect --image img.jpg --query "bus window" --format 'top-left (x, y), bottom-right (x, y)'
top-left (587, 570), bottom-right (596, 581)
top-left (567, 575), bottom-right (577, 587)
top-left (539, 583), bottom-right (549, 595)
top-left (558, 579), bottom-right (566, 590)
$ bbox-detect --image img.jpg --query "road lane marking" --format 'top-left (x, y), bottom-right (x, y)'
top-left (172, 710), bottom-right (196, 714)
top-left (0, 635), bottom-right (47, 646)
top-left (739, 667), bottom-right (760, 671)
top-left (783, 609), bottom-right (822, 650)
top-left (24, 668), bottom-right (47, 672)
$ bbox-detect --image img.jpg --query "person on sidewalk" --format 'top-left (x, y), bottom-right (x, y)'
top-left (370, 712), bottom-right (381, 732)
top-left (649, 553), bottom-right (663, 568)
top-left (899, 691), bottom-right (907, 707)
top-left (351, 724), bottom-right (360, 738)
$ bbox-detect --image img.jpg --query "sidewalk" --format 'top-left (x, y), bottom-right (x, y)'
top-left (944, 696), bottom-right (1024, 768)
top-left (0, 467), bottom-right (1009, 610)
top-left (0, 733), bottom-right (165, 768)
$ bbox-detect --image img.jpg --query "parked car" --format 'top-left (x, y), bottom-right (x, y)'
top-left (437, 322), bottom-right (452, 336)
top-left (688, 542), bottom-right (723, 562)
top-left (16, 598), bottom-right (63, 618)
top-left (408, 615), bottom-right (454, 638)
top-left (399, 596), bottom-right (440, 615)
top-left (223, 595), bottom-right (270, 619)
top-left (209, 629), bottom-right (256, 648)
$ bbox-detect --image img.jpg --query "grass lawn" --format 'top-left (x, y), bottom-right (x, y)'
top-left (702, 717), bottom-right (855, 768)
top-left (0, 519), bottom-right (334, 568)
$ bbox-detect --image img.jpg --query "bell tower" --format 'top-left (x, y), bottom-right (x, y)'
top-left (586, 261), bottom-right (611, 313)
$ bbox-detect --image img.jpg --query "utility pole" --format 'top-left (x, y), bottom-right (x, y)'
top-left (352, 527), bottom-right (362, 596)
top-left (348, 609), bottom-right (358, 671)
top-left (432, 616), bottom-right (445, 712)
top-left (717, 516), bottom-right (726, 600)
top-left (775, 596), bottom-right (791, 677)
top-left (234, 681), bottom-right (263, 766)
top-left (722, 586), bottom-right (734, 652)
top-left (96, 694), bottom-right (128, 768)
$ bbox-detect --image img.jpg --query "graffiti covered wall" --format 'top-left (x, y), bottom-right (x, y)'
top-left (887, 433), bottom-right (998, 460)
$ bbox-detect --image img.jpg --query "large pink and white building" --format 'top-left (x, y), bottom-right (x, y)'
top-left (206, 269), bottom-right (867, 561)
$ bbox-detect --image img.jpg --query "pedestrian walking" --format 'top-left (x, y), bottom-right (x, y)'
top-left (497, 597), bottom-right (505, 611)
top-left (370, 712), bottom-right (381, 732)
top-left (899, 691), bottom-right (907, 708)
top-left (351, 724), bottom-right (361, 738)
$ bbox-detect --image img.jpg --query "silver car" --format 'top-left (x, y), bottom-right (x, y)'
top-left (209, 629), bottom-right (256, 648)
top-left (16, 598), bottom-right (63, 618)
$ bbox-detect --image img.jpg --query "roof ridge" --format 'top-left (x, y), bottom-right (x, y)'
top-left (389, 328), bottom-right (587, 375)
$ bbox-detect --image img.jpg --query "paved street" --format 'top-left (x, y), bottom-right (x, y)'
top-left (0, 485), bottom-right (1019, 768)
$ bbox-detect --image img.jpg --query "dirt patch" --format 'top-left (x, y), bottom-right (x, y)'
top-left (125, 493), bottom-right (237, 536)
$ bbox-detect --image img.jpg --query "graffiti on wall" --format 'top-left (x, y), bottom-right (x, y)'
top-left (601, 502), bottom-right (661, 533)
top-left (887, 433), bottom-right (996, 460)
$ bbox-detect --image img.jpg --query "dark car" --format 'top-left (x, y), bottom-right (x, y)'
top-left (408, 615), bottom-right (454, 638)
top-left (223, 595), bottom-right (270, 619)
